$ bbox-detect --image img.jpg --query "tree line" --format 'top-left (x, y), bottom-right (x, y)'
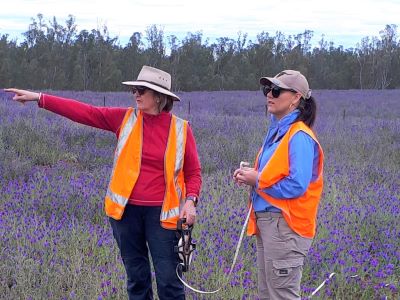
top-left (0, 14), bottom-right (399, 91)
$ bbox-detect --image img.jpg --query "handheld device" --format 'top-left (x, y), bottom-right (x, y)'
top-left (240, 161), bottom-right (250, 169)
top-left (175, 218), bottom-right (196, 272)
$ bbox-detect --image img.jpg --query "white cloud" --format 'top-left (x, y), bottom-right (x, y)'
top-left (0, 0), bottom-right (398, 48)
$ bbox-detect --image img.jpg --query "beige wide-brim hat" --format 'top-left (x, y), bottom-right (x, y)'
top-left (122, 65), bottom-right (180, 101)
top-left (260, 70), bottom-right (312, 99)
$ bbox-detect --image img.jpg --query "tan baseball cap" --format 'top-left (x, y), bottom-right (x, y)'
top-left (260, 70), bottom-right (312, 99)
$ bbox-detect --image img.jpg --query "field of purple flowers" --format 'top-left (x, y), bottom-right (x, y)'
top-left (0, 89), bottom-right (399, 299)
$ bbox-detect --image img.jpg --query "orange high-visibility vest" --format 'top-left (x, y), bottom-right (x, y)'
top-left (247, 121), bottom-right (324, 238)
top-left (104, 108), bottom-right (188, 229)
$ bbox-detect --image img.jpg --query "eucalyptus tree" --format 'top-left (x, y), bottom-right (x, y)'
top-left (173, 32), bottom-right (214, 91)
top-left (144, 25), bottom-right (166, 68)
top-left (118, 32), bottom-right (145, 86)
top-left (0, 34), bottom-right (17, 88)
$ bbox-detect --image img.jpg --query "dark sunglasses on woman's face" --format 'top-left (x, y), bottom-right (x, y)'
top-left (131, 86), bottom-right (148, 95)
top-left (262, 85), bottom-right (297, 98)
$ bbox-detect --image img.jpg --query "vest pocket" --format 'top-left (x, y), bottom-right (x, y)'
top-left (271, 258), bottom-right (304, 289)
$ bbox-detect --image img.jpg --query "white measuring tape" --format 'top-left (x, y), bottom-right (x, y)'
top-left (176, 203), bottom-right (253, 294)
top-left (177, 204), bottom-right (393, 298)
top-left (308, 272), bottom-right (336, 298)
top-left (309, 272), bottom-right (359, 297)
top-left (308, 272), bottom-right (394, 298)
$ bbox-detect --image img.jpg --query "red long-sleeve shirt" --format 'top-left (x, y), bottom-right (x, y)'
top-left (39, 94), bottom-right (202, 206)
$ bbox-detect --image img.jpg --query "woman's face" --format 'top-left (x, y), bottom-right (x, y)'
top-left (132, 86), bottom-right (159, 115)
top-left (264, 85), bottom-right (301, 120)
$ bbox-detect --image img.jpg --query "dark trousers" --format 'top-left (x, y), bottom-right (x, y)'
top-left (110, 205), bottom-right (185, 300)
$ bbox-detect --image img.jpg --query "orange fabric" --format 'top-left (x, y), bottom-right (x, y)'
top-left (105, 108), bottom-right (188, 229)
top-left (161, 116), bottom-right (188, 229)
top-left (105, 108), bottom-right (142, 220)
top-left (104, 196), bottom-right (125, 219)
top-left (247, 121), bottom-right (324, 238)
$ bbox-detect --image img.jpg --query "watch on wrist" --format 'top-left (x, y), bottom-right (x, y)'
top-left (185, 195), bottom-right (198, 207)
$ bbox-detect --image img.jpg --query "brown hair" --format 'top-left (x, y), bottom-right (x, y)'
top-left (155, 92), bottom-right (174, 113)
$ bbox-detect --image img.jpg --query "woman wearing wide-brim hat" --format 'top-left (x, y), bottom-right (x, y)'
top-left (233, 70), bottom-right (324, 300)
top-left (5, 65), bottom-right (202, 300)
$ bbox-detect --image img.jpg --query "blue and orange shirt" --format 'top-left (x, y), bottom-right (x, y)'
top-left (252, 110), bottom-right (320, 212)
top-left (247, 110), bottom-right (324, 238)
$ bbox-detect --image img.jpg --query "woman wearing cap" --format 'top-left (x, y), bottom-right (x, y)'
top-left (233, 70), bottom-right (324, 300)
top-left (5, 65), bottom-right (202, 300)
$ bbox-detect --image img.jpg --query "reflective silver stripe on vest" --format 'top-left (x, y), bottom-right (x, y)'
top-left (174, 118), bottom-right (185, 177)
top-left (115, 109), bottom-right (137, 158)
top-left (161, 206), bottom-right (180, 221)
top-left (106, 189), bottom-right (129, 206)
top-left (106, 109), bottom-right (138, 206)
top-left (160, 117), bottom-right (186, 221)
top-left (174, 118), bottom-right (185, 201)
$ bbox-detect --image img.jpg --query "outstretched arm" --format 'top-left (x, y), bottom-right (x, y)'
top-left (4, 88), bottom-right (40, 104)
top-left (4, 88), bottom-right (127, 134)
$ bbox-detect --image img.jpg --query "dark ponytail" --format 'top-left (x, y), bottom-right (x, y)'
top-left (295, 96), bottom-right (317, 127)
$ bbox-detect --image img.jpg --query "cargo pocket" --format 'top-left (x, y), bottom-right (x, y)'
top-left (271, 258), bottom-right (304, 289)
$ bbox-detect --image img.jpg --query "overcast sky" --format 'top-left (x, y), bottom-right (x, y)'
top-left (1, 0), bottom-right (399, 49)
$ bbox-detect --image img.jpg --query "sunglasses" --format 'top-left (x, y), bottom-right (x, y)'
top-left (262, 85), bottom-right (297, 98)
top-left (131, 86), bottom-right (148, 95)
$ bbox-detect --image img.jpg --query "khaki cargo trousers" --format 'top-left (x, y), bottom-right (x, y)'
top-left (256, 212), bottom-right (313, 300)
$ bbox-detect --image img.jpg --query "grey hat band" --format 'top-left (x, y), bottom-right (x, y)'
top-left (136, 80), bottom-right (170, 91)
